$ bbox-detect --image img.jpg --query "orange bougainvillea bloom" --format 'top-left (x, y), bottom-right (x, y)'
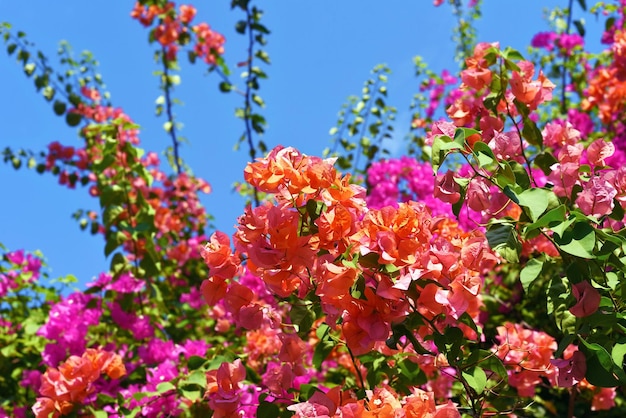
top-left (357, 201), bottom-right (432, 268)
top-left (509, 60), bottom-right (555, 110)
top-left (33, 349), bottom-right (126, 418)
top-left (234, 203), bottom-right (316, 298)
top-left (495, 322), bottom-right (556, 397)
top-left (206, 359), bottom-right (246, 417)
top-left (201, 231), bottom-right (241, 280)
top-left (179, 4), bottom-right (197, 24)
top-left (244, 146), bottom-right (339, 199)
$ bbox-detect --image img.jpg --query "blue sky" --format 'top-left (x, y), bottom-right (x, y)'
top-left (0, 1), bottom-right (595, 287)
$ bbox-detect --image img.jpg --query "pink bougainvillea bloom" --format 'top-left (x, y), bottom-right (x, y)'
top-left (569, 281), bottom-right (601, 317)
top-left (425, 120), bottom-right (457, 146)
top-left (556, 33), bottom-right (584, 54)
top-left (434, 400), bottom-right (463, 418)
top-left (531, 31), bottom-right (557, 50)
top-left (434, 170), bottom-right (461, 204)
top-left (587, 139), bottom-right (615, 167)
top-left (288, 389), bottom-right (337, 417)
top-left (575, 176), bottom-right (617, 218)
top-left (542, 120), bottom-right (581, 148)
top-left (490, 131), bottom-right (522, 162)
top-left (461, 65), bottom-right (492, 91)
top-left (278, 333), bottom-right (307, 364)
top-left (551, 349), bottom-right (587, 387)
top-left (547, 162), bottom-right (580, 198)
top-left (558, 143), bottom-right (584, 164)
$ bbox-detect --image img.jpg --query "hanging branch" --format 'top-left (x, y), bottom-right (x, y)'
top-left (161, 47), bottom-right (182, 174)
top-left (231, 0), bottom-right (271, 207)
top-left (561, 0), bottom-right (575, 115)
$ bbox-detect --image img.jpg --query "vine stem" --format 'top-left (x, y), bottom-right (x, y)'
top-left (161, 47), bottom-right (182, 175)
top-left (562, 0), bottom-right (575, 115)
top-left (243, 4), bottom-right (260, 207)
top-left (346, 344), bottom-right (367, 393)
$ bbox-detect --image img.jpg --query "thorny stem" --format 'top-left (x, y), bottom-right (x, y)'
top-left (161, 47), bottom-right (182, 175)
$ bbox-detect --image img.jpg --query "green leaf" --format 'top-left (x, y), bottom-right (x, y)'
top-left (533, 152), bottom-right (558, 175)
top-left (188, 356), bottom-right (206, 371)
top-left (181, 388), bottom-right (202, 403)
top-left (53, 100), bottom-right (66, 116)
top-left (547, 277), bottom-right (576, 333)
top-left (454, 127), bottom-right (480, 146)
top-left (183, 370), bottom-right (207, 389)
top-left (525, 204), bottom-right (566, 233)
top-left (494, 161), bottom-right (516, 189)
top-left (156, 381), bottom-right (176, 394)
top-left (105, 231), bottom-right (126, 257)
top-left (486, 221), bottom-right (521, 263)
top-left (579, 338), bottom-right (622, 387)
top-left (431, 133), bottom-right (464, 173)
top-left (109, 252), bottom-right (127, 275)
top-left (289, 301), bottom-right (315, 338)
top-left (574, 19), bottom-right (586, 37)
top-left (521, 115), bottom-right (543, 147)
top-left (502, 46), bottom-right (525, 61)
top-left (313, 334), bottom-right (335, 369)
top-left (252, 93), bottom-right (265, 107)
top-left (257, 401), bottom-right (280, 418)
top-left (462, 367), bottom-right (487, 394)
top-left (66, 112), bottom-right (82, 127)
top-left (235, 20), bottom-right (247, 34)
top-left (520, 258), bottom-right (544, 293)
top-left (478, 350), bottom-right (508, 381)
top-left (553, 221), bottom-right (596, 259)
top-left (471, 141), bottom-right (496, 168)
top-left (611, 343), bottom-right (626, 369)
top-left (219, 81), bottom-right (232, 92)
top-left (516, 188), bottom-right (552, 222)
top-left (42, 85), bottom-right (55, 101)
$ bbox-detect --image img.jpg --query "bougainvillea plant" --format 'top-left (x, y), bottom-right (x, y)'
top-left (2, 0), bottom-right (626, 417)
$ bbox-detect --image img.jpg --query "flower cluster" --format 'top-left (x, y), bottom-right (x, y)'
top-left (4, 1), bottom-right (626, 417)
top-left (131, 1), bottom-right (224, 63)
top-left (32, 349), bottom-right (126, 418)
top-left (197, 145), bottom-right (501, 414)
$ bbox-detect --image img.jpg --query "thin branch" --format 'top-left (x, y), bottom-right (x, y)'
top-left (562, 0), bottom-right (575, 115)
top-left (161, 47), bottom-right (182, 174)
top-left (243, 4), bottom-right (260, 207)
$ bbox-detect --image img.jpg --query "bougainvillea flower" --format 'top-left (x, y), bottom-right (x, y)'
top-left (587, 139), bottom-right (615, 167)
top-left (434, 170), bottom-right (461, 204)
top-left (569, 280), bottom-right (601, 317)
top-left (33, 349), bottom-right (126, 418)
top-left (551, 349), bottom-right (587, 387)
top-left (287, 389), bottom-right (338, 417)
top-left (575, 176), bottom-right (617, 218)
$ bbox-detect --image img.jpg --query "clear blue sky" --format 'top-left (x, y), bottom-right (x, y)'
top-left (0, 1), bottom-right (593, 287)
